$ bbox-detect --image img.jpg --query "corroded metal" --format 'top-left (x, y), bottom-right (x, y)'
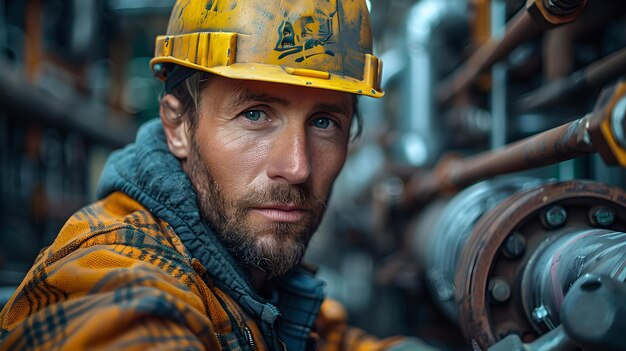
top-left (409, 115), bottom-right (595, 200)
top-left (437, 9), bottom-right (538, 105)
top-left (454, 180), bottom-right (626, 349)
top-left (517, 46), bottom-right (626, 113)
top-left (414, 177), bottom-right (544, 323)
top-left (437, 0), bottom-right (587, 105)
top-left (410, 81), bottom-right (626, 202)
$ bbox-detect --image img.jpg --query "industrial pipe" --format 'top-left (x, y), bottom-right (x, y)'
top-left (517, 46), bottom-right (626, 112)
top-left (437, 0), bottom-right (587, 105)
top-left (409, 81), bottom-right (626, 202)
top-left (521, 228), bottom-right (626, 332)
top-left (412, 179), bottom-right (626, 349)
top-left (415, 177), bottom-right (545, 322)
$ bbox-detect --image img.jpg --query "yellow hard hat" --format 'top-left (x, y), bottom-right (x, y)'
top-left (151, 0), bottom-right (383, 98)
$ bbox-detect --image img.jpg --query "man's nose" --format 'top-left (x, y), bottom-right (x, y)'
top-left (267, 125), bottom-right (312, 184)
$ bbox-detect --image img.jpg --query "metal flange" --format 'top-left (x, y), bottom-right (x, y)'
top-left (455, 180), bottom-right (626, 349)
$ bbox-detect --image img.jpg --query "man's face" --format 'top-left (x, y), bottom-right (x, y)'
top-left (186, 76), bottom-right (353, 278)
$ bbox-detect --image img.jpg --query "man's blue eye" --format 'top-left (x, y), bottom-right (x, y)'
top-left (313, 118), bottom-right (333, 129)
top-left (244, 110), bottom-right (262, 121)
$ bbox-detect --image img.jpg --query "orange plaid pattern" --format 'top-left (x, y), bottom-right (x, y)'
top-left (0, 192), bottom-right (421, 350)
top-left (0, 192), bottom-right (265, 350)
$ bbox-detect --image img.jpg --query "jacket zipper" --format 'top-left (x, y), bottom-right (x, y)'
top-left (243, 326), bottom-right (257, 351)
top-left (278, 338), bottom-right (288, 351)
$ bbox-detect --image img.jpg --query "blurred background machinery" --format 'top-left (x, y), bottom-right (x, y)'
top-left (0, 0), bottom-right (167, 280)
top-left (1, 0), bottom-right (626, 350)
top-left (309, 0), bottom-right (626, 350)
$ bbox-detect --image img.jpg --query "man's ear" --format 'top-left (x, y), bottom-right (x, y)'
top-left (160, 94), bottom-right (190, 159)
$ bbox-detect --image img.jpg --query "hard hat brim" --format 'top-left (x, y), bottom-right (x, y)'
top-left (151, 58), bottom-right (384, 98)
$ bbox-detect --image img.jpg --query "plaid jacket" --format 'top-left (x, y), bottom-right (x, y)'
top-left (0, 192), bottom-right (408, 350)
top-left (0, 120), bottom-right (432, 350)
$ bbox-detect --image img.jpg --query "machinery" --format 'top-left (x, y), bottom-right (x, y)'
top-left (415, 177), bottom-right (626, 350)
top-left (408, 69), bottom-right (626, 350)
top-left (316, 0), bottom-right (626, 350)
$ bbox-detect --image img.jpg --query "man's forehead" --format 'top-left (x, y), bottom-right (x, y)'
top-left (222, 79), bottom-right (355, 115)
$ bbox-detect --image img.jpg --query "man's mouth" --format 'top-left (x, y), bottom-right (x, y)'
top-left (250, 204), bottom-right (308, 223)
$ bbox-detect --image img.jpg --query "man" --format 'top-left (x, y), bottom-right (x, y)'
top-left (0, 1), bottom-right (437, 350)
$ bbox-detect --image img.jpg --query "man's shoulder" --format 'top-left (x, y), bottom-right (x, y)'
top-left (0, 192), bottom-right (222, 347)
top-left (45, 191), bottom-right (189, 264)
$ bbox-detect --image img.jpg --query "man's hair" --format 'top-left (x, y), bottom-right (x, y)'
top-left (164, 72), bottom-right (363, 140)
top-left (165, 72), bottom-right (214, 136)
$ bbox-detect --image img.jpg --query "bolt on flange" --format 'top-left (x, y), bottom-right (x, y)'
top-left (589, 206), bottom-right (615, 227)
top-left (503, 232), bottom-right (526, 259)
top-left (489, 278), bottom-right (511, 303)
top-left (542, 205), bottom-right (567, 229)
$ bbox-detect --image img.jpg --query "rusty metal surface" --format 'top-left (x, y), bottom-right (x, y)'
top-left (436, 0), bottom-right (587, 105)
top-left (437, 9), bottom-right (538, 105)
top-left (416, 177), bottom-right (545, 323)
top-left (517, 47), bottom-right (626, 113)
top-left (408, 115), bottom-right (595, 201)
top-left (409, 81), bottom-right (626, 202)
top-left (542, 25), bottom-right (576, 80)
top-left (442, 117), bottom-right (594, 186)
top-left (454, 180), bottom-right (626, 349)
top-left (584, 47), bottom-right (626, 89)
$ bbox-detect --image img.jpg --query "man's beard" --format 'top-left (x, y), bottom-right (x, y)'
top-left (186, 139), bottom-right (328, 278)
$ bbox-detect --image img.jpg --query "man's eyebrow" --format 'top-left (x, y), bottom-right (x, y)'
top-left (230, 88), bottom-right (289, 107)
top-left (313, 102), bottom-right (352, 117)
top-left (229, 87), bottom-right (352, 116)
